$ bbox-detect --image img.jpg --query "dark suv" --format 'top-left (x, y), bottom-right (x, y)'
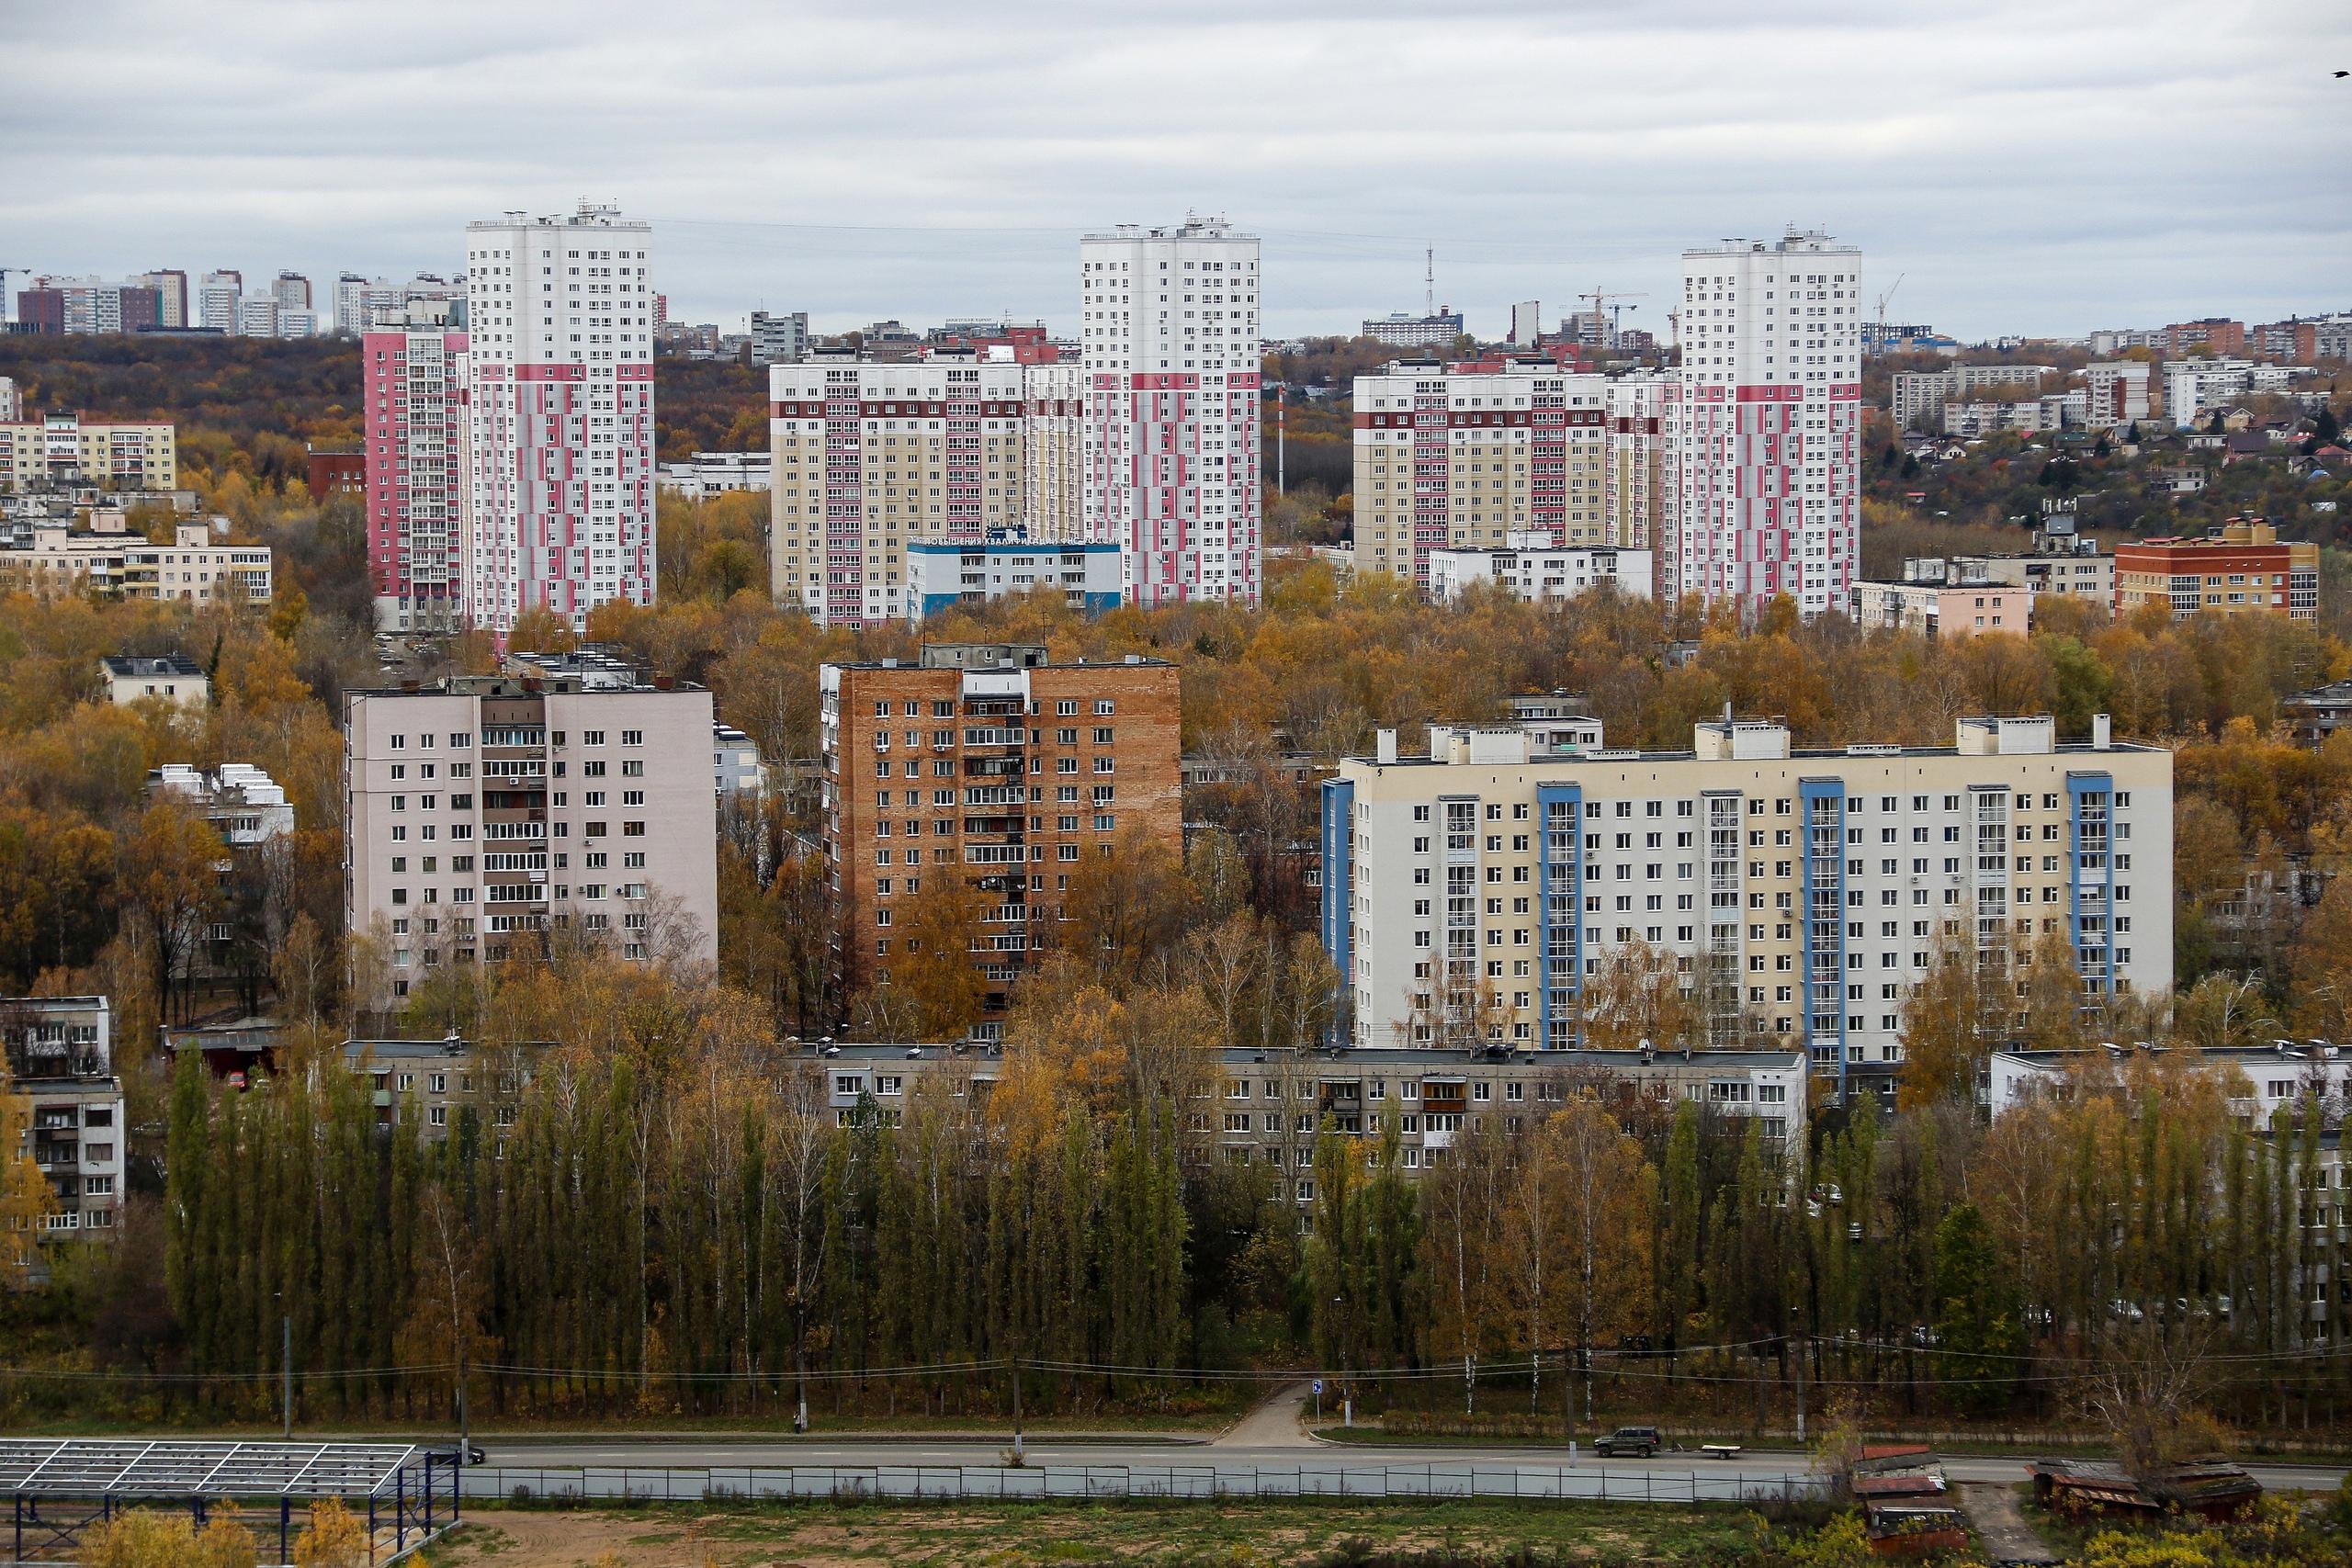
top-left (1594, 1426), bottom-right (1661, 1457)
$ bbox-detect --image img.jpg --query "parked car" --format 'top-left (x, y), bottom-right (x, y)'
top-left (1594, 1426), bottom-right (1661, 1458)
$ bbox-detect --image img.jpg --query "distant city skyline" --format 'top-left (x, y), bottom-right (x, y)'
top-left (8, 1), bottom-right (2349, 342)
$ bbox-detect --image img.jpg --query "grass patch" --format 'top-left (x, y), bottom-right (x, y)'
top-left (425, 1495), bottom-right (1773, 1566)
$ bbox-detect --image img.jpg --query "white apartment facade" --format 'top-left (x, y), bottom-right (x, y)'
top-left (198, 271), bottom-right (242, 333)
top-left (1, 996), bottom-right (124, 1240)
top-left (2081, 362), bottom-right (2152, 428)
top-left (99, 654), bottom-right (208, 708)
top-left (657, 451), bottom-right (773, 499)
top-left (463, 203), bottom-right (657, 636)
top-left (751, 310), bottom-right (809, 366)
top-left (1942, 396), bottom-right (2079, 438)
top-left (2164, 359), bottom-right (2309, 429)
top-left (1674, 231), bottom-right (1862, 617)
top-left (905, 532), bottom-right (1124, 623)
top-left (342, 675), bottom-right (719, 992)
top-left (1890, 365), bottom-right (2058, 429)
top-left (1080, 218), bottom-right (1261, 608)
top-left (1320, 714), bottom-right (2171, 1103)
top-left (1426, 536), bottom-right (1654, 605)
top-left (1351, 360), bottom-right (1611, 590)
top-left (1604, 371), bottom-right (1679, 584)
top-left (768, 355), bottom-right (1085, 626)
top-left (0, 522), bottom-right (272, 604)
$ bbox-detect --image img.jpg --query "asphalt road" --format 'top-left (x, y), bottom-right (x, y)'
top-left (447, 1437), bottom-right (2346, 1500)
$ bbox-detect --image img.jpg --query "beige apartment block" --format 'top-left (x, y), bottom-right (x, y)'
top-left (770, 355), bottom-right (1085, 627)
top-left (0, 413), bottom-right (177, 492)
top-left (1320, 714), bottom-right (2172, 1104)
top-left (1, 522), bottom-right (271, 604)
top-left (1351, 360), bottom-right (1611, 591)
top-left (343, 675), bottom-right (718, 998)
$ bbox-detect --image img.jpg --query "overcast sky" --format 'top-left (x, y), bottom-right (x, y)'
top-left (8, 0), bottom-right (2348, 344)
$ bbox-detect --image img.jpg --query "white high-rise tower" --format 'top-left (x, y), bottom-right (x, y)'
top-left (462, 203), bottom-right (657, 637)
top-left (1080, 218), bottom-right (1262, 608)
top-left (1673, 231), bottom-right (1861, 617)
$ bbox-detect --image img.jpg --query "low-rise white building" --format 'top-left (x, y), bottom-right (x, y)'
top-left (905, 531), bottom-right (1124, 623)
top-left (1892, 365), bottom-right (2057, 429)
top-left (1942, 393), bottom-right (2082, 437)
top-left (656, 452), bottom-right (773, 499)
top-left (99, 653), bottom-right (209, 709)
top-left (1, 996), bottom-right (124, 1242)
top-left (1897, 526), bottom-right (2113, 607)
top-left (806, 1040), bottom-right (1810, 1187)
top-left (148, 762), bottom-right (295, 846)
top-left (714, 723), bottom-right (765, 797)
top-left (1427, 536), bottom-right (1653, 604)
top-left (0, 522), bottom-right (272, 604)
top-left (1988, 1041), bottom-right (2350, 1120)
top-left (1853, 578), bottom-right (2030, 638)
top-left (2165, 359), bottom-right (2312, 428)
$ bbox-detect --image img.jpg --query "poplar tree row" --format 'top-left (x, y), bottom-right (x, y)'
top-left (115, 959), bottom-right (2352, 1440)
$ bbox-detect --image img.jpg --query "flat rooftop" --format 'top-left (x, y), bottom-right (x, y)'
top-left (101, 654), bottom-right (204, 678)
top-left (348, 674), bottom-right (705, 698)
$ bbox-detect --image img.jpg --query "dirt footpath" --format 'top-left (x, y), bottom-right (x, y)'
top-left (1955, 1481), bottom-right (2059, 1565)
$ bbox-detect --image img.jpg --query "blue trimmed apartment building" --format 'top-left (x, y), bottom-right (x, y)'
top-left (1321, 714), bottom-right (2172, 1105)
top-left (906, 531), bottom-right (1123, 625)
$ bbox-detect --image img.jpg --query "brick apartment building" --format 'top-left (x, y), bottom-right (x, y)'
top-left (2112, 516), bottom-right (2320, 622)
top-left (819, 643), bottom-right (1180, 1032)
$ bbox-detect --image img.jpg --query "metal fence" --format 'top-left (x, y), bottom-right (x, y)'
top-left (469, 1463), bottom-right (1825, 1506)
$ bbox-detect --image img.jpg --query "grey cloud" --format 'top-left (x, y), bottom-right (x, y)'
top-left (3, 0), bottom-right (2346, 340)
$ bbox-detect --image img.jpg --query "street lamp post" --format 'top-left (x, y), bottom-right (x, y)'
top-left (1333, 1295), bottom-right (1352, 1427)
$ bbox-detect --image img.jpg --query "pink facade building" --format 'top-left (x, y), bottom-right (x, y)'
top-left (342, 674), bottom-right (719, 993)
top-left (463, 204), bottom-right (656, 637)
top-left (362, 325), bottom-right (469, 631)
top-left (1080, 219), bottom-right (1261, 608)
top-left (1674, 231), bottom-right (1862, 617)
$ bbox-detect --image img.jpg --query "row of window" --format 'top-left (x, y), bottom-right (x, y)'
top-left (383, 728), bottom-right (648, 750)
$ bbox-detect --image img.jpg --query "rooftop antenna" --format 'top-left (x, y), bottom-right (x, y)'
top-left (1425, 246), bottom-right (1434, 318)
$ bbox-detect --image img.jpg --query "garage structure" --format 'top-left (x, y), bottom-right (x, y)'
top-left (0, 1439), bottom-right (458, 1563)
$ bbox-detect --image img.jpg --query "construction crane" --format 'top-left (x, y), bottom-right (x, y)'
top-left (1871, 272), bottom-right (1909, 324)
top-left (1577, 288), bottom-right (1648, 350)
top-left (1871, 274), bottom-right (1906, 350)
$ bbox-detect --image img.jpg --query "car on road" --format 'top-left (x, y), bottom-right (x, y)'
top-left (1593, 1426), bottom-right (1662, 1457)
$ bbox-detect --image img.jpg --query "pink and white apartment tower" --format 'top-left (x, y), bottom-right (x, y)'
top-left (1673, 231), bottom-right (1862, 618)
top-left (1080, 219), bottom-right (1261, 608)
top-left (362, 325), bottom-right (469, 632)
top-left (463, 204), bottom-right (656, 637)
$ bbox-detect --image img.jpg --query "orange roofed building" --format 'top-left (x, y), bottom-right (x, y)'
top-left (2111, 516), bottom-right (2318, 622)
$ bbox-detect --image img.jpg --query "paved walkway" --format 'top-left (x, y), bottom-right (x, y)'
top-left (1215, 1382), bottom-right (1315, 1449)
top-left (1956, 1481), bottom-right (2060, 1564)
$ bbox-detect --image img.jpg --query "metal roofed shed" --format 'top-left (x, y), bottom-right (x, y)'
top-left (0, 1438), bottom-right (459, 1563)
